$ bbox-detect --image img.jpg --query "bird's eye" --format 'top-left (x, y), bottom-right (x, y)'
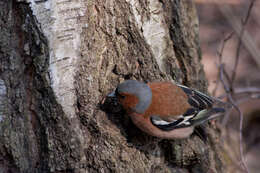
top-left (115, 89), bottom-right (126, 99)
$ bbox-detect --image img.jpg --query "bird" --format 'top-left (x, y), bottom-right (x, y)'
top-left (107, 80), bottom-right (231, 139)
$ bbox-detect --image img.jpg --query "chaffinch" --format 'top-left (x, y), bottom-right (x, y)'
top-left (108, 80), bottom-right (230, 139)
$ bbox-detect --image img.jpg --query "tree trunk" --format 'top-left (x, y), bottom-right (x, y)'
top-left (0, 0), bottom-right (227, 172)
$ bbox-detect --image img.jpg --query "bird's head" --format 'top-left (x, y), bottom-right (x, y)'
top-left (108, 80), bottom-right (152, 114)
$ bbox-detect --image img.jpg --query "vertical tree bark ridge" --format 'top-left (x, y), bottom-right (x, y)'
top-left (166, 0), bottom-right (206, 89)
top-left (0, 1), bottom-right (84, 172)
top-left (0, 0), bottom-right (228, 172)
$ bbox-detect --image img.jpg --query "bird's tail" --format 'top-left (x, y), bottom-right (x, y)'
top-left (212, 97), bottom-right (233, 110)
top-left (190, 99), bottom-right (232, 127)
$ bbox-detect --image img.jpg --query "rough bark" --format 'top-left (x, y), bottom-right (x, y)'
top-left (0, 0), bottom-right (227, 173)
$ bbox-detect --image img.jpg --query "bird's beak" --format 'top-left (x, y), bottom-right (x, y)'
top-left (107, 90), bottom-right (116, 97)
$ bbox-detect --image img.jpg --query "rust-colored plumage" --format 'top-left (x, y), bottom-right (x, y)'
top-left (119, 92), bottom-right (139, 113)
top-left (144, 82), bottom-right (191, 119)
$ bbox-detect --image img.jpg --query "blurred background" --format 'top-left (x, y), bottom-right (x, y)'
top-left (195, 0), bottom-right (260, 172)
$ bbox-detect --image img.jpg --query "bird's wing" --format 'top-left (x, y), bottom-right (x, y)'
top-left (151, 108), bottom-right (199, 131)
top-left (176, 84), bottom-right (214, 110)
top-left (150, 108), bottom-right (224, 131)
top-left (150, 84), bottom-right (225, 131)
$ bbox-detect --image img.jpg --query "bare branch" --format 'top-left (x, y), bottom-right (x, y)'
top-left (234, 87), bottom-right (260, 94)
top-left (218, 86), bottom-right (260, 99)
top-left (230, 0), bottom-right (256, 90)
top-left (212, 33), bottom-right (233, 96)
top-left (236, 94), bottom-right (260, 105)
top-left (219, 65), bottom-right (249, 173)
top-left (214, 0), bottom-right (260, 68)
top-left (212, 1), bottom-right (257, 172)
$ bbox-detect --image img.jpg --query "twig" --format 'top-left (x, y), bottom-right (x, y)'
top-left (219, 65), bottom-right (249, 173)
top-left (215, 0), bottom-right (260, 68)
top-left (212, 32), bottom-right (233, 96)
top-left (235, 94), bottom-right (260, 105)
top-left (234, 87), bottom-right (260, 94)
top-left (213, 2), bottom-right (257, 172)
top-left (218, 86), bottom-right (260, 99)
top-left (221, 92), bottom-right (260, 126)
top-left (230, 0), bottom-right (256, 90)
